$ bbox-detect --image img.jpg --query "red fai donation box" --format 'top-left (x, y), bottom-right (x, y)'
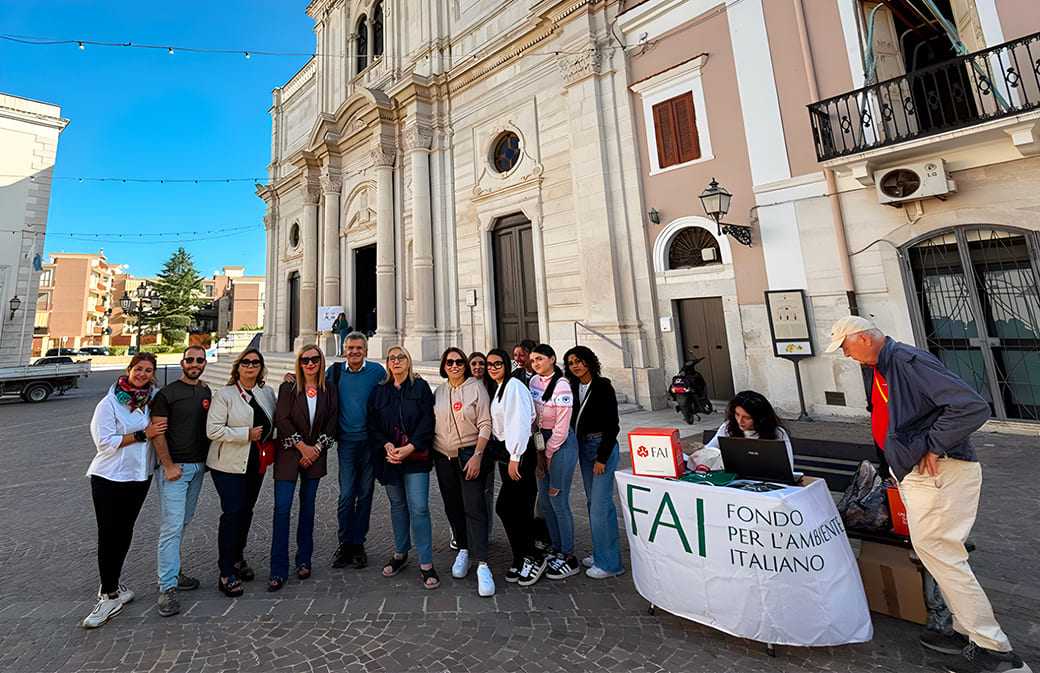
top-left (628, 427), bottom-right (683, 478)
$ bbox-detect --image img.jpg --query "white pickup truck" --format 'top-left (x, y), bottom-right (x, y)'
top-left (0, 359), bottom-right (91, 403)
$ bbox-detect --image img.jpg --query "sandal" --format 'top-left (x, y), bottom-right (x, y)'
top-left (420, 566), bottom-right (440, 590)
top-left (296, 566), bottom-right (311, 580)
top-left (382, 554), bottom-right (408, 578)
top-left (267, 577), bottom-right (285, 593)
top-left (218, 576), bottom-right (244, 597)
top-left (234, 560), bottom-right (255, 582)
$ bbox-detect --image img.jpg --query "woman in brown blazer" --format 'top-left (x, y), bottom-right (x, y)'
top-left (268, 345), bottom-right (338, 591)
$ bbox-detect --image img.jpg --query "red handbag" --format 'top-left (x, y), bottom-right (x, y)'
top-left (257, 439), bottom-right (276, 474)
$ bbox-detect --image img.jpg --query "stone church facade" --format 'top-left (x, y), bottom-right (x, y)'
top-left (260, 0), bottom-right (666, 406)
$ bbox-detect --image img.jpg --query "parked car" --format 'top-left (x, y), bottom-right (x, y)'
top-left (31, 356), bottom-right (76, 366)
top-left (45, 348), bottom-right (80, 357)
top-left (77, 346), bottom-right (110, 356)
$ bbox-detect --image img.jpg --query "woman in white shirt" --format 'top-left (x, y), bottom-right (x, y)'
top-left (700, 390), bottom-right (794, 469)
top-left (82, 353), bottom-right (166, 629)
top-left (485, 348), bottom-right (545, 587)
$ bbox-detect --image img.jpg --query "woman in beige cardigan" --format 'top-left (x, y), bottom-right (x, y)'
top-left (432, 347), bottom-right (495, 597)
top-left (205, 348), bottom-right (277, 597)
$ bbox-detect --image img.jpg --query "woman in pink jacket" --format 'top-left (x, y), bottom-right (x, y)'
top-left (528, 344), bottom-right (581, 580)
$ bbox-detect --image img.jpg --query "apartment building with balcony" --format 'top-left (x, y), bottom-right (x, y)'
top-left (33, 251), bottom-right (124, 354)
top-left (622, 0), bottom-right (1040, 422)
top-left (201, 266), bottom-right (265, 338)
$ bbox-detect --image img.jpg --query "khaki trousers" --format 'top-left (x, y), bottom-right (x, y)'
top-left (899, 458), bottom-right (1011, 652)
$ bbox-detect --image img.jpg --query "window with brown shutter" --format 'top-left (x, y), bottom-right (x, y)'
top-left (651, 92), bottom-right (701, 169)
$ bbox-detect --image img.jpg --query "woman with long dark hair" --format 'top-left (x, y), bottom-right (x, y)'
top-left (528, 343), bottom-right (581, 580)
top-left (82, 352), bottom-right (164, 629)
top-left (706, 390), bottom-right (793, 467)
top-left (206, 347), bottom-right (277, 597)
top-left (269, 344), bottom-right (338, 591)
top-left (563, 345), bottom-right (624, 579)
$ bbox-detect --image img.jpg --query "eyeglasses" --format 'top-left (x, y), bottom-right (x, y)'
top-left (239, 359), bottom-right (262, 368)
top-left (445, 358), bottom-right (466, 367)
top-left (388, 354), bottom-right (409, 362)
top-left (486, 361), bottom-right (505, 369)
top-left (182, 357), bottom-right (206, 364)
top-left (300, 355), bottom-right (321, 365)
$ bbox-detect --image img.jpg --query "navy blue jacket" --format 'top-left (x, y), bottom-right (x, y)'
top-left (875, 338), bottom-right (990, 481)
top-left (367, 376), bottom-right (435, 484)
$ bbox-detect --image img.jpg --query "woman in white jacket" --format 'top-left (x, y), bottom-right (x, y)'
top-left (82, 353), bottom-right (166, 629)
top-left (485, 348), bottom-right (545, 587)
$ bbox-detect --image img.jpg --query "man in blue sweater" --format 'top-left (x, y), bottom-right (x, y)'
top-left (828, 317), bottom-right (1029, 673)
top-left (327, 331), bottom-right (386, 569)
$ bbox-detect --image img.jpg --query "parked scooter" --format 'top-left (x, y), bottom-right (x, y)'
top-left (668, 358), bottom-right (714, 424)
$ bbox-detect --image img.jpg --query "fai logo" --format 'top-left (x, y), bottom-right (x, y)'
top-left (201, 399), bottom-right (210, 410)
top-left (637, 446), bottom-right (649, 458)
top-left (452, 401), bottom-right (463, 412)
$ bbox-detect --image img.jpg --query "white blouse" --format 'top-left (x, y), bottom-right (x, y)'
top-left (87, 387), bottom-right (155, 482)
top-left (490, 377), bottom-right (536, 461)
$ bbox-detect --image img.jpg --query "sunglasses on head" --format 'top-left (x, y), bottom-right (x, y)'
top-left (300, 355), bottom-right (321, 366)
top-left (445, 358), bottom-right (466, 367)
top-left (239, 358), bottom-right (262, 368)
top-left (486, 361), bottom-right (505, 369)
top-left (182, 356), bottom-right (206, 364)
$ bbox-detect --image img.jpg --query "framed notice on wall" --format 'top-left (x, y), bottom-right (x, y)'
top-left (765, 290), bottom-right (813, 358)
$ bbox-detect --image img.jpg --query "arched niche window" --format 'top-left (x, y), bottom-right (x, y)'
top-left (356, 15), bottom-right (369, 73)
top-left (668, 226), bottom-right (722, 269)
top-left (372, 1), bottom-right (384, 58)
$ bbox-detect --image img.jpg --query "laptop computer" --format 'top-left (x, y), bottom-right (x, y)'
top-left (718, 436), bottom-right (803, 485)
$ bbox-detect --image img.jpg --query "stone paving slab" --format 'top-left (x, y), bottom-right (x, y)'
top-left (0, 373), bottom-right (1037, 672)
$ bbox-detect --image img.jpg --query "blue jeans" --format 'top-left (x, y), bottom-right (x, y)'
top-left (537, 429), bottom-right (579, 555)
top-left (384, 471), bottom-right (433, 565)
top-left (156, 462), bottom-right (206, 591)
top-left (270, 477), bottom-right (321, 579)
top-left (578, 436), bottom-right (623, 573)
top-left (337, 437), bottom-right (375, 546)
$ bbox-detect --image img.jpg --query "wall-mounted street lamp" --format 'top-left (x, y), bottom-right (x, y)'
top-left (8, 295), bottom-right (21, 320)
top-left (698, 178), bottom-right (753, 247)
top-left (648, 208), bottom-right (661, 225)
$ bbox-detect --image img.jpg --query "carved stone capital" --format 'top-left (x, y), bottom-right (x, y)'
top-left (557, 46), bottom-right (602, 86)
top-left (263, 212), bottom-right (274, 231)
top-left (404, 126), bottom-right (434, 152)
top-left (302, 180), bottom-right (321, 205)
top-left (320, 173), bottom-right (343, 194)
top-left (370, 145), bottom-right (396, 168)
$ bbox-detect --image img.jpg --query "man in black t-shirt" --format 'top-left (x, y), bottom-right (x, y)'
top-left (150, 345), bottom-right (211, 617)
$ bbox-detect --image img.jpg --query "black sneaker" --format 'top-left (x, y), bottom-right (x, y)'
top-left (517, 555), bottom-right (548, 587)
top-left (332, 543), bottom-right (354, 569)
top-left (352, 545), bottom-right (368, 570)
top-left (177, 573), bottom-right (200, 591)
top-left (504, 566), bottom-right (520, 583)
top-left (946, 642), bottom-right (1031, 673)
top-left (921, 630), bottom-right (969, 655)
top-left (545, 555), bottom-right (580, 580)
top-left (157, 588), bottom-right (180, 618)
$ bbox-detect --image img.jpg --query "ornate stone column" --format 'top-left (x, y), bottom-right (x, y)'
top-left (262, 209), bottom-right (278, 352)
top-left (404, 125), bottom-right (438, 360)
top-left (320, 171), bottom-right (342, 354)
top-left (370, 144), bottom-right (397, 356)
top-left (297, 180), bottom-right (320, 351)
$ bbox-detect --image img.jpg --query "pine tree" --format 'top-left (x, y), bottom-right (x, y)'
top-left (148, 247), bottom-right (204, 346)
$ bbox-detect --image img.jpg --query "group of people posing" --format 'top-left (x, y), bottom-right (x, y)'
top-left (82, 334), bottom-right (625, 629)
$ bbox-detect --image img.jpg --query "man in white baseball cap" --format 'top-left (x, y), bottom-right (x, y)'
top-left (827, 316), bottom-right (1029, 673)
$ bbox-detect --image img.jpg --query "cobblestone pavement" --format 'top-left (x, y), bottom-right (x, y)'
top-left (0, 372), bottom-right (1036, 673)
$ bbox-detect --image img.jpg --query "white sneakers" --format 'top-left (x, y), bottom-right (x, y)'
top-left (451, 549), bottom-right (471, 579)
top-left (586, 566), bottom-right (625, 580)
top-left (476, 562), bottom-right (495, 597)
top-left (81, 584), bottom-right (135, 629)
top-left (581, 556), bottom-right (595, 569)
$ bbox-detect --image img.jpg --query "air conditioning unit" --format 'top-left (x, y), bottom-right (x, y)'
top-left (874, 158), bottom-right (956, 205)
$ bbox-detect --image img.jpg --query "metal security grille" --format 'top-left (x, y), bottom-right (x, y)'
top-left (905, 227), bottom-right (1040, 421)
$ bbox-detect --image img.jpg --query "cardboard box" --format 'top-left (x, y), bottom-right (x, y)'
top-left (629, 427), bottom-right (683, 478)
top-left (857, 541), bottom-right (927, 625)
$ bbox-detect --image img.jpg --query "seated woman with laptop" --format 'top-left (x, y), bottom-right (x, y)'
top-left (689, 391), bottom-right (794, 474)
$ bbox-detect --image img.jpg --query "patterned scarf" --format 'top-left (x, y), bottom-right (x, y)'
top-left (114, 375), bottom-right (152, 412)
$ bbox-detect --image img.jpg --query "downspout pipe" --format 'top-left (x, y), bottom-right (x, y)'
top-left (792, 0), bottom-right (860, 316)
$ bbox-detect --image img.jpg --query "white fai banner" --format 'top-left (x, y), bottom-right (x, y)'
top-left (616, 470), bottom-right (873, 647)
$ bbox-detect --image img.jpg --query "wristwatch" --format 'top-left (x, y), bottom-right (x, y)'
top-left (134, 430), bottom-right (148, 442)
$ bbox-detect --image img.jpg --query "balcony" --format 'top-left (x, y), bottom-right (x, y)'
top-left (809, 32), bottom-right (1040, 163)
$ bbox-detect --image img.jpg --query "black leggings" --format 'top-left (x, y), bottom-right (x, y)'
top-left (494, 443), bottom-right (538, 568)
top-left (434, 448), bottom-right (492, 562)
top-left (91, 475), bottom-right (151, 595)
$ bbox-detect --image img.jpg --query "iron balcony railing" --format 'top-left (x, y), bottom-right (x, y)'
top-left (808, 31), bottom-right (1040, 162)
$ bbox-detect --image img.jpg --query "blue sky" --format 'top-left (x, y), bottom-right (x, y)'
top-left (0, 2), bottom-right (314, 277)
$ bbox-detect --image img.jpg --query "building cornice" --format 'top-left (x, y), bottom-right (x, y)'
top-left (0, 103), bottom-right (69, 132)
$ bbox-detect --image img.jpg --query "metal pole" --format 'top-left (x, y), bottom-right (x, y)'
top-left (791, 357), bottom-right (813, 422)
